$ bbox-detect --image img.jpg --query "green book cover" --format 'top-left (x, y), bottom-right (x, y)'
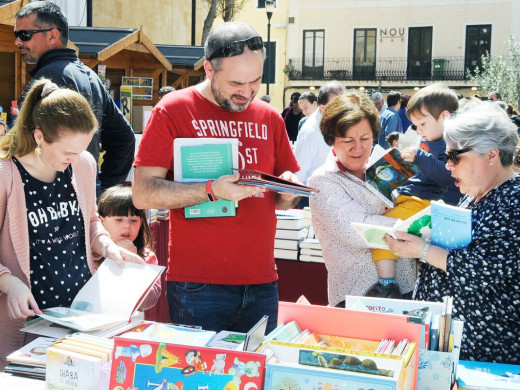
top-left (178, 142), bottom-right (237, 218)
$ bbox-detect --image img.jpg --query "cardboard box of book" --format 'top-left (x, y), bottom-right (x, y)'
top-left (45, 334), bottom-right (114, 390)
top-left (264, 338), bottom-right (415, 390)
top-left (109, 322), bottom-right (267, 390)
top-left (265, 302), bottom-right (423, 390)
top-left (344, 295), bottom-right (464, 390)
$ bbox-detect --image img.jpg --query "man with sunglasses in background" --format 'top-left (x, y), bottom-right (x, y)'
top-left (15, 1), bottom-right (135, 197)
top-left (133, 22), bottom-right (300, 333)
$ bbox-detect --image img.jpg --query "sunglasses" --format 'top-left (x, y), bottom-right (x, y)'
top-left (14, 28), bottom-right (54, 42)
top-left (445, 148), bottom-right (471, 165)
top-left (207, 36), bottom-right (264, 61)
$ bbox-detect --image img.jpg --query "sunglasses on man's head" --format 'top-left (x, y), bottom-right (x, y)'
top-left (445, 148), bottom-right (471, 165)
top-left (14, 28), bottom-right (54, 42)
top-left (207, 36), bottom-right (264, 61)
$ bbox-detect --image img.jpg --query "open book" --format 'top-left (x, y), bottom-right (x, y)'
top-left (38, 258), bottom-right (164, 332)
top-left (352, 206), bottom-right (432, 250)
top-left (351, 200), bottom-right (471, 250)
top-left (235, 168), bottom-right (320, 197)
top-left (365, 145), bottom-right (420, 207)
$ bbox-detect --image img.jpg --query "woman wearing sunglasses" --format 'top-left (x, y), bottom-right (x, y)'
top-left (385, 103), bottom-right (520, 364)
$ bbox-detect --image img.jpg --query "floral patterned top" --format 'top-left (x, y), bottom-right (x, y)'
top-left (414, 176), bottom-right (520, 364)
top-left (309, 153), bottom-right (417, 307)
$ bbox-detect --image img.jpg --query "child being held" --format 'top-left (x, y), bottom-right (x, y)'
top-left (366, 83), bottom-right (462, 299)
top-left (98, 185), bottom-right (161, 310)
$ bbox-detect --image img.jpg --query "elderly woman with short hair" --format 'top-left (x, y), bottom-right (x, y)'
top-left (386, 103), bottom-right (520, 364)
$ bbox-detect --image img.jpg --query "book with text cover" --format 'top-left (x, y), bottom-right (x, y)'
top-left (38, 259), bottom-right (164, 332)
top-left (351, 206), bottom-right (432, 250)
top-left (431, 200), bottom-right (472, 249)
top-left (235, 168), bottom-right (320, 197)
top-left (173, 137), bottom-right (238, 218)
top-left (365, 146), bottom-right (420, 207)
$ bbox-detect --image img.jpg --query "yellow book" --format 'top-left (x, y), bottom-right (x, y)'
top-left (318, 334), bottom-right (381, 352)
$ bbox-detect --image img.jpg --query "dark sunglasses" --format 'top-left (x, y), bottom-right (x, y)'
top-left (14, 28), bottom-right (54, 42)
top-left (445, 148), bottom-right (471, 165)
top-left (207, 36), bottom-right (264, 61)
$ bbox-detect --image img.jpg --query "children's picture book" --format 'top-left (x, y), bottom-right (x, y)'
top-left (235, 168), bottom-right (320, 198)
top-left (431, 200), bottom-right (472, 249)
top-left (110, 337), bottom-right (266, 390)
top-left (37, 259), bottom-right (164, 332)
top-left (173, 137), bottom-right (239, 218)
top-left (365, 146), bottom-right (421, 207)
top-left (118, 322), bottom-right (216, 347)
top-left (351, 206), bottom-right (432, 250)
top-left (351, 200), bottom-right (471, 251)
top-left (243, 315), bottom-right (269, 352)
top-left (207, 330), bottom-right (247, 350)
top-left (6, 336), bottom-right (56, 367)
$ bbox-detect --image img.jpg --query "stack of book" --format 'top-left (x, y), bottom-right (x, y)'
top-left (299, 238), bottom-right (324, 263)
top-left (46, 334), bottom-right (114, 389)
top-left (155, 209), bottom-right (169, 221)
top-left (146, 208), bottom-right (158, 225)
top-left (4, 336), bottom-right (56, 379)
top-left (274, 209), bottom-right (306, 260)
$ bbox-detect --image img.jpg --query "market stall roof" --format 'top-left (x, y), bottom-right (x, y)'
top-left (69, 26), bottom-right (172, 72)
top-left (0, 0), bottom-right (22, 25)
top-left (156, 44), bottom-right (205, 70)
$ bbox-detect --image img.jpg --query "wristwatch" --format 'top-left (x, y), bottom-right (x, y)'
top-left (419, 241), bottom-right (432, 264)
top-left (206, 179), bottom-right (217, 202)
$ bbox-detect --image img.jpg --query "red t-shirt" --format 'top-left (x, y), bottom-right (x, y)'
top-left (135, 87), bottom-right (300, 285)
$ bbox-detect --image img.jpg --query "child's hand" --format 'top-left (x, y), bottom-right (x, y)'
top-left (105, 242), bottom-right (145, 267)
top-left (400, 147), bottom-right (417, 162)
top-left (115, 238), bottom-right (138, 254)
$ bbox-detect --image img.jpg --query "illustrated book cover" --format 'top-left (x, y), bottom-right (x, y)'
top-left (365, 145), bottom-right (420, 207)
top-left (351, 200), bottom-right (471, 250)
top-left (38, 259), bottom-right (164, 332)
top-left (351, 206), bottom-right (432, 250)
top-left (110, 337), bottom-right (266, 390)
top-left (173, 137), bottom-right (239, 218)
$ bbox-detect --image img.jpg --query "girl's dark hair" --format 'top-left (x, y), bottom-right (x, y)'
top-left (97, 185), bottom-right (153, 258)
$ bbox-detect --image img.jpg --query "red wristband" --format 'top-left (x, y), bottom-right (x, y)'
top-left (206, 179), bottom-right (217, 202)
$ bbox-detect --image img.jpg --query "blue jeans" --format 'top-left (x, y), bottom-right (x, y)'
top-left (167, 281), bottom-right (279, 334)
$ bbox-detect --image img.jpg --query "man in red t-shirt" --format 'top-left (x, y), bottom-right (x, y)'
top-left (133, 22), bottom-right (300, 333)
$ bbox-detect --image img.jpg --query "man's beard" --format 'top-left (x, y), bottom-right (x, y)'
top-left (21, 51), bottom-right (37, 64)
top-left (210, 83), bottom-right (253, 113)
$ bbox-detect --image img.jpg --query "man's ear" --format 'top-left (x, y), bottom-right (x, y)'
top-left (48, 27), bottom-right (63, 47)
top-left (204, 60), bottom-right (216, 82)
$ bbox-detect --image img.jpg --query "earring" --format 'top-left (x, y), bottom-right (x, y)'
top-left (35, 145), bottom-right (42, 155)
top-left (490, 161), bottom-right (494, 166)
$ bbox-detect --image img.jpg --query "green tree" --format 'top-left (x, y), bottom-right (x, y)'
top-left (468, 35), bottom-right (520, 107)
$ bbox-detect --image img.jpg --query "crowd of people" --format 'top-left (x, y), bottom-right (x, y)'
top-left (1, 0), bottom-right (519, 371)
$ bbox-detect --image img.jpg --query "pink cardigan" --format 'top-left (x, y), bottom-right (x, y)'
top-left (0, 152), bottom-right (108, 369)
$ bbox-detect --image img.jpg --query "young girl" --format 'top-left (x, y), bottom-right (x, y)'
top-left (98, 185), bottom-right (161, 311)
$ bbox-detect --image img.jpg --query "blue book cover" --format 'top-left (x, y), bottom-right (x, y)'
top-left (457, 360), bottom-right (520, 389)
top-left (431, 200), bottom-right (472, 249)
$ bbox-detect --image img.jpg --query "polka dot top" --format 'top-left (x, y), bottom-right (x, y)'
top-left (13, 157), bottom-right (90, 309)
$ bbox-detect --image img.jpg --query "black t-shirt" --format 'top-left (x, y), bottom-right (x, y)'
top-left (13, 157), bottom-right (90, 309)
top-left (283, 107), bottom-right (304, 142)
